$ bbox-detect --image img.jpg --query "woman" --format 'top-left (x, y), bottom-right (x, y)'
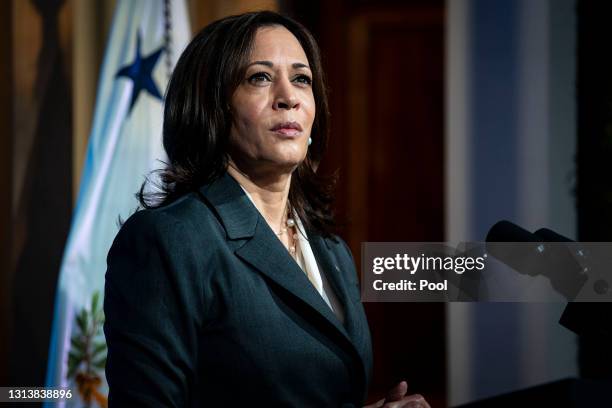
top-left (104, 11), bottom-right (429, 408)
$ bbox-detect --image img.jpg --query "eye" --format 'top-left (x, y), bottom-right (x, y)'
top-left (293, 74), bottom-right (312, 86)
top-left (247, 72), bottom-right (271, 85)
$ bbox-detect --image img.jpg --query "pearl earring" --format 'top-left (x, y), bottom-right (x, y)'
top-left (308, 137), bottom-right (312, 146)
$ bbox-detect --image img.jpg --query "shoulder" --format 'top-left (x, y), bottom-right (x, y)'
top-left (110, 192), bottom-right (225, 263)
top-left (320, 234), bottom-right (359, 284)
top-left (106, 193), bottom-right (220, 308)
top-left (324, 234), bottom-right (355, 263)
top-left (119, 192), bottom-right (220, 241)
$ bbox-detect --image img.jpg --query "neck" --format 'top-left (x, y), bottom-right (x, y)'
top-left (226, 159), bottom-right (291, 232)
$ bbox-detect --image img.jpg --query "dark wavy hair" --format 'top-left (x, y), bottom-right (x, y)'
top-left (138, 11), bottom-right (336, 236)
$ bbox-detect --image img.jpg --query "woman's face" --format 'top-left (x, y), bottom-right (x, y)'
top-left (229, 25), bottom-right (315, 174)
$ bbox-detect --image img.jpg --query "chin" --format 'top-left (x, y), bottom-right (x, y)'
top-left (277, 158), bottom-right (304, 170)
top-left (261, 155), bottom-right (303, 173)
top-left (270, 148), bottom-right (307, 166)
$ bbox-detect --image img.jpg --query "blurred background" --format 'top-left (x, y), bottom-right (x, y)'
top-left (2, 0), bottom-right (612, 406)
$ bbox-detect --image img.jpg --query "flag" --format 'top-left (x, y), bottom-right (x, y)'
top-left (44, 1), bottom-right (190, 406)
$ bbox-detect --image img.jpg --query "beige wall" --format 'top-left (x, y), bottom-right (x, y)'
top-left (7, 0), bottom-right (74, 386)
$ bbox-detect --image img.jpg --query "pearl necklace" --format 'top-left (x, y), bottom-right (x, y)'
top-left (276, 204), bottom-right (298, 257)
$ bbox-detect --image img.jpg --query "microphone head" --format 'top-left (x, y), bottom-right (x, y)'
top-left (534, 228), bottom-right (574, 243)
top-left (486, 220), bottom-right (540, 242)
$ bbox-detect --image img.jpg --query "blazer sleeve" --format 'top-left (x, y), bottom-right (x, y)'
top-left (103, 210), bottom-right (205, 407)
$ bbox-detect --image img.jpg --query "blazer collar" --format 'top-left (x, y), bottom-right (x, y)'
top-left (198, 172), bottom-right (258, 240)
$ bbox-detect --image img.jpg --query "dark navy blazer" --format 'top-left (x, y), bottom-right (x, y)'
top-left (103, 172), bottom-right (373, 407)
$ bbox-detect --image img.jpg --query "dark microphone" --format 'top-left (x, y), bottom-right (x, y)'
top-left (534, 227), bottom-right (573, 243)
top-left (485, 220), bottom-right (587, 299)
top-left (486, 220), bottom-right (540, 243)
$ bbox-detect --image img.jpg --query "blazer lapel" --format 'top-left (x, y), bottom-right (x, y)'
top-left (235, 220), bottom-right (350, 339)
top-left (308, 235), bottom-right (361, 345)
top-left (199, 173), bottom-right (349, 336)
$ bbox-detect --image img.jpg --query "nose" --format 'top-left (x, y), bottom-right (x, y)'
top-left (273, 77), bottom-right (299, 111)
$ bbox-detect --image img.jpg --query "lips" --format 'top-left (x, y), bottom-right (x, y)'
top-left (270, 121), bottom-right (303, 137)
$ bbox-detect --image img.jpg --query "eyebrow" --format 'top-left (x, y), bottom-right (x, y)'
top-left (247, 60), bottom-right (311, 70)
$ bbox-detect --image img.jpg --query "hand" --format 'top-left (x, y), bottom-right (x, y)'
top-left (363, 381), bottom-right (431, 408)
